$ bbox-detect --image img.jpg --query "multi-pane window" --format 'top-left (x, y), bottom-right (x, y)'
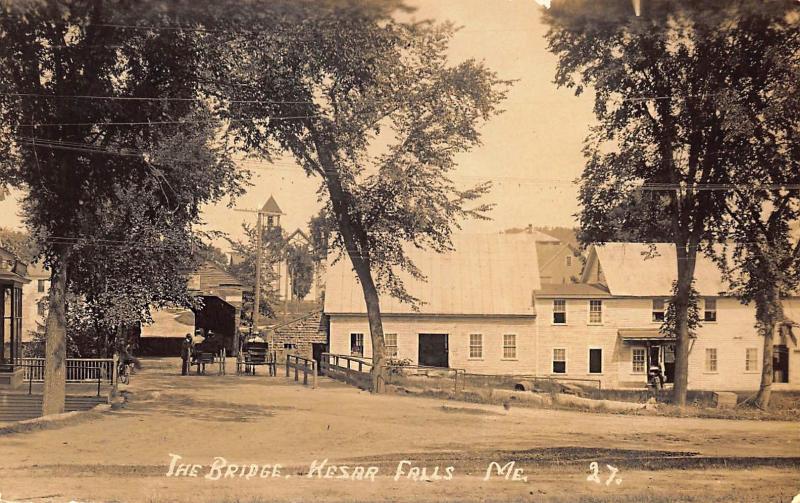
top-left (350, 333), bottom-right (364, 357)
top-left (37, 279), bottom-right (46, 293)
top-left (553, 299), bottom-right (567, 324)
top-left (37, 300), bottom-right (46, 317)
top-left (652, 299), bottom-right (666, 322)
top-left (703, 298), bottom-right (717, 322)
top-left (565, 255), bottom-right (572, 267)
top-left (552, 348), bottom-right (566, 373)
top-left (469, 334), bottom-right (483, 359)
top-left (745, 348), bottom-right (758, 372)
top-left (385, 333), bottom-right (398, 358)
top-left (588, 300), bottom-right (603, 324)
top-left (503, 334), bottom-right (517, 359)
top-left (632, 348), bottom-right (646, 373)
top-left (705, 348), bottom-right (718, 372)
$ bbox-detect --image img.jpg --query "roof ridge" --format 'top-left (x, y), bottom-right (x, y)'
top-left (271, 309), bottom-right (323, 330)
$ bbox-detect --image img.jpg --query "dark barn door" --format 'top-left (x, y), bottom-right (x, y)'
top-left (418, 334), bottom-right (448, 368)
top-left (312, 343), bottom-right (327, 375)
top-left (194, 296), bottom-right (236, 354)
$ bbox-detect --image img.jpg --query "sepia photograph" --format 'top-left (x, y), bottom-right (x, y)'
top-left (0, 0), bottom-right (798, 501)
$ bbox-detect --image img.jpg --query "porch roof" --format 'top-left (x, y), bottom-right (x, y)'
top-left (618, 328), bottom-right (676, 342)
top-left (0, 247), bottom-right (30, 285)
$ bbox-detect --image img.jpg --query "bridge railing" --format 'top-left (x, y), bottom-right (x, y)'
top-left (285, 354), bottom-right (317, 389)
top-left (319, 353), bottom-right (374, 389)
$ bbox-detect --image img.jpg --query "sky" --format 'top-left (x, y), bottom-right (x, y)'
top-left (0, 0), bottom-right (596, 251)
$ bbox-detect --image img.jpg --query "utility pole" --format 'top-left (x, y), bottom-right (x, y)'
top-left (254, 210), bottom-right (264, 335)
top-left (235, 195), bottom-right (283, 350)
top-left (233, 207), bottom-right (267, 339)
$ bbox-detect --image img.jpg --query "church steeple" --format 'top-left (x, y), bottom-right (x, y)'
top-left (261, 195), bottom-right (283, 228)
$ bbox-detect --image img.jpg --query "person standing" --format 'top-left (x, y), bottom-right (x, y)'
top-left (181, 333), bottom-right (192, 375)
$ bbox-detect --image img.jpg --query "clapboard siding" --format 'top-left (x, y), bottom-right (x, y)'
top-left (329, 314), bottom-right (537, 374)
top-left (329, 297), bottom-right (800, 391)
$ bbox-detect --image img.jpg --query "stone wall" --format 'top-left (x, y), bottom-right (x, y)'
top-left (271, 311), bottom-right (328, 363)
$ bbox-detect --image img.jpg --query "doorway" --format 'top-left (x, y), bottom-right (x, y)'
top-left (588, 348), bottom-right (602, 374)
top-left (418, 334), bottom-right (448, 368)
top-left (774, 345), bottom-right (789, 383)
top-left (663, 344), bottom-right (675, 383)
top-left (648, 346), bottom-right (660, 370)
top-left (312, 343), bottom-right (327, 375)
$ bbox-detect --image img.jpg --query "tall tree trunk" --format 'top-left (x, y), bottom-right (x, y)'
top-left (348, 251), bottom-right (387, 393)
top-left (42, 247), bottom-right (70, 416)
top-left (312, 134), bottom-right (387, 393)
top-left (754, 285), bottom-right (780, 409)
top-left (672, 243), bottom-right (697, 407)
top-left (325, 196), bottom-right (387, 393)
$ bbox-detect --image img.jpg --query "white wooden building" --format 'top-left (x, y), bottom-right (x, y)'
top-left (324, 234), bottom-right (541, 372)
top-left (324, 238), bottom-right (800, 391)
top-left (536, 243), bottom-right (800, 391)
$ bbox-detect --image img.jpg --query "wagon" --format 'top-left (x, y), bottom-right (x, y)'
top-left (237, 336), bottom-right (274, 375)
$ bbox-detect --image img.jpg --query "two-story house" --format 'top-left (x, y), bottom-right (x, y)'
top-left (534, 243), bottom-right (800, 391)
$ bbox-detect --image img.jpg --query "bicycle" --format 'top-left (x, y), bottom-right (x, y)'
top-left (117, 361), bottom-right (134, 385)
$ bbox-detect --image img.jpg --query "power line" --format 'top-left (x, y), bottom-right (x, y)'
top-left (14, 134), bottom-right (303, 169)
top-left (0, 90), bottom-right (763, 105)
top-left (10, 116), bottom-right (316, 128)
top-left (10, 135), bottom-right (799, 189)
top-left (13, 138), bottom-right (799, 190)
top-left (639, 183), bottom-right (800, 192)
top-left (13, 137), bottom-right (303, 171)
top-left (1, 92), bottom-right (315, 105)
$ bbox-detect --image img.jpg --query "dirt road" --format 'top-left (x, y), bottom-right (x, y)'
top-left (0, 358), bottom-right (797, 502)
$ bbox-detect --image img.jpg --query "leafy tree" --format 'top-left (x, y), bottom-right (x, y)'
top-left (0, 227), bottom-right (38, 262)
top-left (543, 0), bottom-right (797, 405)
top-left (0, 4), bottom-right (246, 414)
top-left (227, 223), bottom-right (282, 325)
top-left (207, 4), bottom-right (508, 390)
top-left (709, 39), bottom-right (800, 408)
top-left (286, 242), bottom-right (314, 300)
top-left (308, 208), bottom-right (334, 265)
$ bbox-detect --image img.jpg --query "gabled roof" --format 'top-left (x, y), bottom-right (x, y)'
top-left (261, 195), bottom-right (283, 215)
top-left (287, 228), bottom-right (310, 245)
top-left (583, 243), bottom-right (727, 297)
top-left (324, 234), bottom-right (541, 316)
top-left (190, 260), bottom-right (243, 293)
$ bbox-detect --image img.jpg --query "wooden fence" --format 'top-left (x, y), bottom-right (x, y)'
top-left (285, 354), bottom-right (317, 389)
top-left (17, 357), bottom-right (116, 384)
